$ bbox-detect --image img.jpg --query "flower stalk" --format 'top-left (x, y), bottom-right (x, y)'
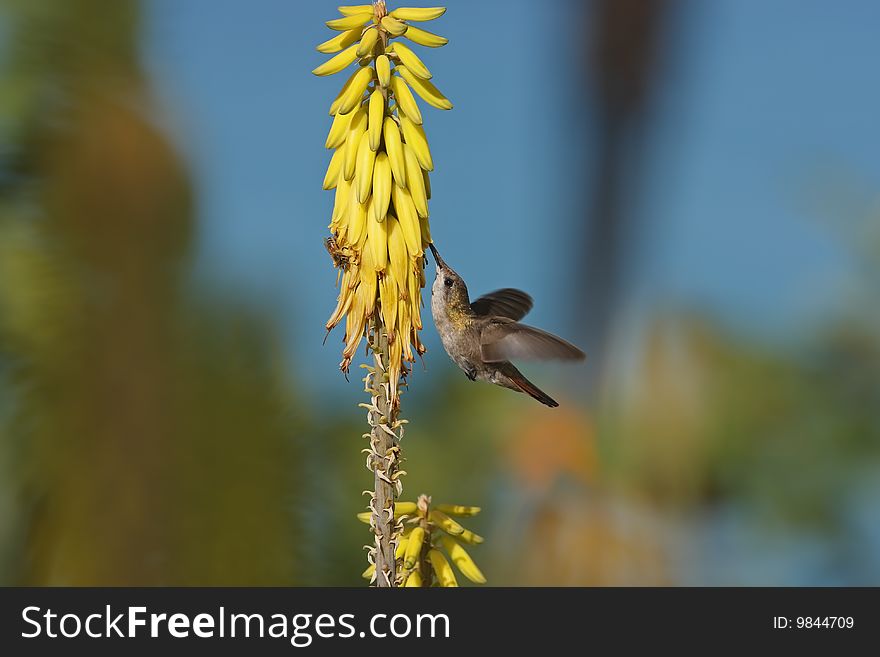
top-left (314, 2), bottom-right (455, 587)
top-left (361, 320), bottom-right (406, 586)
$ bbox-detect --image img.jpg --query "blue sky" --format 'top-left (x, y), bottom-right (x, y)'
top-left (141, 0), bottom-right (880, 392)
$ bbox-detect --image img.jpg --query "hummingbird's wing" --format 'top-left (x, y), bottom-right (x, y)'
top-left (470, 289), bottom-right (533, 320)
top-left (480, 319), bottom-right (586, 363)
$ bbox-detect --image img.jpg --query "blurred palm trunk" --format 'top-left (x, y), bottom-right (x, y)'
top-left (576, 0), bottom-right (673, 393)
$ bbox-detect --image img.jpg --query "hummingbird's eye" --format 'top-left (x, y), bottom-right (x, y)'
top-left (444, 277), bottom-right (453, 287)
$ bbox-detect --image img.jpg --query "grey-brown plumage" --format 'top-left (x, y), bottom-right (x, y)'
top-left (428, 244), bottom-right (585, 407)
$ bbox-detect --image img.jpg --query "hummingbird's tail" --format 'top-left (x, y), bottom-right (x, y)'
top-left (507, 368), bottom-right (559, 408)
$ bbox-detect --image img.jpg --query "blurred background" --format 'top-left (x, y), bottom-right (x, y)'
top-left (1, 0), bottom-right (878, 585)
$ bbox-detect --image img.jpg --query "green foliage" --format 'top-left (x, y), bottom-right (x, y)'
top-left (0, 0), bottom-right (304, 585)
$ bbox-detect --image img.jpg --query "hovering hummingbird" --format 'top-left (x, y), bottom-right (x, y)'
top-left (428, 244), bottom-right (585, 407)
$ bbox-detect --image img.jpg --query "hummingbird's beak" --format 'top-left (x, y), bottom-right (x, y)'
top-left (429, 243), bottom-right (446, 270)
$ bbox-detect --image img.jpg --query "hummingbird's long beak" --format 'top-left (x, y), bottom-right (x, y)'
top-left (428, 243), bottom-right (446, 270)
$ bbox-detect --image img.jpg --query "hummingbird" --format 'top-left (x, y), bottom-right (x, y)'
top-left (428, 244), bottom-right (585, 407)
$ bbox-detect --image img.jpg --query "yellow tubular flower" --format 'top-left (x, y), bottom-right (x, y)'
top-left (402, 24), bottom-right (448, 48)
top-left (428, 549), bottom-right (458, 587)
top-left (338, 7), bottom-right (374, 18)
top-left (379, 494), bottom-right (486, 587)
top-left (316, 1), bottom-right (451, 399)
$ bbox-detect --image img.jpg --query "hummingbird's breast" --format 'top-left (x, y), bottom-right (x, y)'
top-left (431, 293), bottom-right (482, 367)
top-left (430, 266), bottom-right (489, 379)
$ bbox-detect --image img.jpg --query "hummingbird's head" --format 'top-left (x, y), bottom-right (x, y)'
top-left (429, 243), bottom-right (470, 312)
